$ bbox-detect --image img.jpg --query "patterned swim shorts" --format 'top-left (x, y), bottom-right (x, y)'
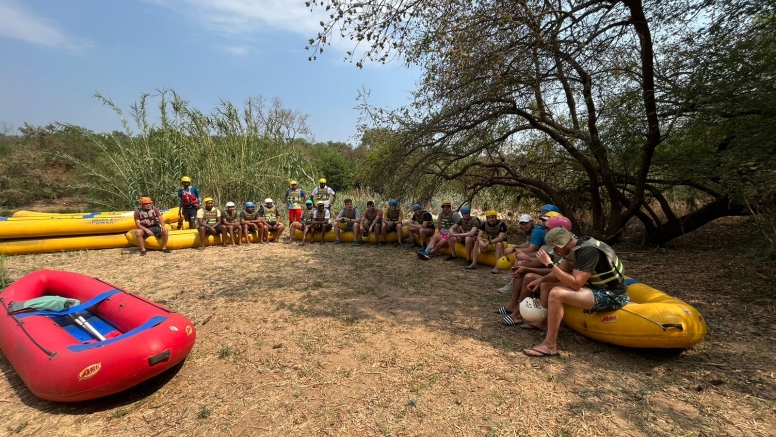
top-left (584, 289), bottom-right (630, 314)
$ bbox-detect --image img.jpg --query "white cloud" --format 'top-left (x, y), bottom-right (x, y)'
top-left (222, 44), bottom-right (257, 57)
top-left (0, 0), bottom-right (93, 54)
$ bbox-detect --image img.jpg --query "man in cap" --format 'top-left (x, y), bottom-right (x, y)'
top-left (285, 180), bottom-right (307, 227)
top-left (290, 199), bottom-right (315, 245)
top-left (133, 197), bottom-right (170, 255)
top-left (221, 201), bottom-right (241, 246)
top-left (177, 176), bottom-right (201, 229)
top-left (418, 200), bottom-right (460, 260)
top-left (311, 178), bottom-right (336, 210)
top-left (497, 213), bottom-right (547, 293)
top-left (381, 199), bottom-right (404, 247)
top-left (467, 210), bottom-right (507, 273)
top-left (333, 198), bottom-right (362, 246)
top-left (240, 202), bottom-right (264, 245)
top-left (311, 200), bottom-right (332, 244)
top-left (407, 204), bottom-right (434, 250)
top-left (258, 198), bottom-right (284, 242)
top-left (196, 197), bottom-right (222, 250)
top-left (522, 227), bottom-right (628, 358)
top-left (447, 206), bottom-right (480, 262)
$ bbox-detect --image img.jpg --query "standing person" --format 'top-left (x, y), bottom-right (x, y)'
top-left (258, 198), bottom-right (285, 242)
top-left (333, 199), bottom-right (362, 246)
top-left (178, 176), bottom-right (201, 229)
top-left (361, 201), bottom-right (383, 244)
top-left (311, 178), bottom-right (336, 210)
top-left (381, 199), bottom-right (404, 247)
top-left (290, 199), bottom-right (315, 245)
top-left (467, 210), bottom-right (507, 273)
top-left (221, 201), bottom-right (241, 246)
top-left (311, 201), bottom-right (332, 244)
top-left (196, 197), bottom-right (222, 250)
top-left (522, 227), bottom-right (628, 358)
top-left (285, 180), bottom-right (307, 227)
top-left (447, 206), bottom-right (480, 262)
top-left (407, 204), bottom-right (434, 250)
top-left (240, 202), bottom-right (264, 246)
top-left (133, 197), bottom-right (170, 255)
top-left (418, 200), bottom-right (460, 260)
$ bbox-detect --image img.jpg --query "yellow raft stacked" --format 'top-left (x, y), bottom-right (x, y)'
top-left (0, 208), bottom-right (181, 255)
top-left (126, 229), bottom-right (278, 250)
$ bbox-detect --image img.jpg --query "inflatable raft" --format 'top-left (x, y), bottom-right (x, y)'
top-left (0, 208), bottom-right (181, 239)
top-left (0, 234), bottom-right (133, 256)
top-left (562, 278), bottom-right (707, 349)
top-left (11, 210), bottom-right (134, 218)
top-left (292, 227), bottom-right (410, 243)
top-left (437, 243), bottom-right (516, 270)
top-left (126, 229), bottom-right (279, 250)
top-left (0, 270), bottom-right (196, 402)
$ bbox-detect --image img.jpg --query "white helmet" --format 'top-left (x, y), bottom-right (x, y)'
top-left (264, 198), bottom-right (273, 204)
top-left (519, 297), bottom-right (548, 323)
top-left (225, 201), bottom-right (235, 207)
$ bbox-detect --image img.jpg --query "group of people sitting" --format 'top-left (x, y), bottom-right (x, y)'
top-left (134, 177), bottom-right (630, 358)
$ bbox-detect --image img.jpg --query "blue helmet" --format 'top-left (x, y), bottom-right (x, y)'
top-left (245, 202), bottom-right (255, 208)
top-left (389, 199), bottom-right (398, 207)
top-left (461, 207), bottom-right (471, 214)
top-left (540, 204), bottom-right (560, 214)
top-left (412, 204), bottom-right (422, 211)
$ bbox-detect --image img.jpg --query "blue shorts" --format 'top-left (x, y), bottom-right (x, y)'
top-left (585, 289), bottom-right (630, 313)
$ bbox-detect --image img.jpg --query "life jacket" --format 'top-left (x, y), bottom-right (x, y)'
top-left (180, 187), bottom-right (199, 206)
top-left (261, 206), bottom-right (278, 224)
top-left (363, 208), bottom-right (381, 224)
top-left (458, 216), bottom-right (480, 232)
top-left (483, 220), bottom-right (506, 241)
top-left (566, 237), bottom-right (625, 291)
top-left (438, 210), bottom-right (455, 230)
top-left (313, 209), bottom-right (329, 223)
top-left (136, 207), bottom-right (160, 227)
top-left (314, 187), bottom-right (330, 203)
top-left (302, 209), bottom-right (314, 225)
top-left (287, 189), bottom-right (303, 207)
top-left (385, 207), bottom-right (401, 222)
top-left (242, 209), bottom-right (259, 221)
top-left (223, 209), bottom-right (239, 224)
top-left (413, 211), bottom-right (433, 228)
top-left (201, 207), bottom-right (220, 225)
top-left (341, 207), bottom-right (357, 220)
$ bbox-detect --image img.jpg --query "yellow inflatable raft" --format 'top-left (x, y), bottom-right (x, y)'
top-left (125, 229), bottom-right (279, 250)
top-left (10, 210), bottom-right (135, 218)
top-left (292, 227), bottom-right (410, 243)
top-left (0, 234), bottom-right (133, 256)
top-left (562, 278), bottom-right (707, 349)
top-left (437, 244), bottom-right (516, 270)
top-left (0, 208), bottom-right (181, 239)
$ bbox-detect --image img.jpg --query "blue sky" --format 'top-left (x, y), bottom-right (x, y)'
top-left (0, 0), bottom-right (419, 144)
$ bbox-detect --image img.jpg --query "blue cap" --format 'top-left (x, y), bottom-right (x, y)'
top-left (412, 204), bottom-right (421, 211)
top-left (540, 204), bottom-right (560, 214)
top-left (389, 199), bottom-right (398, 207)
top-left (461, 207), bottom-right (470, 214)
top-left (245, 202), bottom-right (255, 208)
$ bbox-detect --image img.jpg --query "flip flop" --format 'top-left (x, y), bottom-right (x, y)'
top-left (501, 315), bottom-right (519, 326)
top-left (520, 323), bottom-right (547, 331)
top-left (523, 345), bottom-right (559, 358)
top-left (493, 306), bottom-right (509, 315)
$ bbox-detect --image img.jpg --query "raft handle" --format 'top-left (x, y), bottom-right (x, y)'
top-left (661, 323), bottom-right (684, 331)
top-left (149, 350), bottom-right (171, 366)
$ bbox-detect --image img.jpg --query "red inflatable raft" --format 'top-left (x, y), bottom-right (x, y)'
top-left (0, 270), bottom-right (196, 402)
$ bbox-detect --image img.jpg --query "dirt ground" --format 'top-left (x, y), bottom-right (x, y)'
top-left (1, 218), bottom-right (775, 437)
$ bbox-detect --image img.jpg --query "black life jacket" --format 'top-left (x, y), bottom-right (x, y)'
top-left (223, 209), bottom-right (239, 224)
top-left (458, 216), bottom-right (480, 232)
top-left (302, 209), bottom-right (314, 225)
top-left (385, 208), bottom-right (401, 222)
top-left (567, 237), bottom-right (625, 291)
top-left (484, 220), bottom-right (505, 241)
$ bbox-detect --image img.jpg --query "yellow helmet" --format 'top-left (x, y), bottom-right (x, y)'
top-left (485, 210), bottom-right (498, 218)
top-left (544, 211), bottom-right (562, 218)
top-left (181, 176), bottom-right (191, 183)
top-left (319, 178), bottom-right (327, 183)
top-left (441, 199), bottom-right (452, 207)
top-left (289, 180), bottom-right (298, 186)
top-left (203, 197), bottom-right (214, 203)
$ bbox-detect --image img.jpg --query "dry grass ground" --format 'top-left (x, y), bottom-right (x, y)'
top-left (1, 218), bottom-right (775, 437)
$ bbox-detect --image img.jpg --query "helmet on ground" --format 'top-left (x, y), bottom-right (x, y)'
top-left (496, 255), bottom-right (513, 270)
top-left (203, 197), bottom-right (214, 203)
top-left (139, 197), bottom-right (152, 204)
top-left (290, 180), bottom-right (297, 186)
top-left (316, 201), bottom-right (325, 206)
top-left (519, 297), bottom-right (548, 323)
top-left (245, 202), bottom-right (255, 208)
top-left (265, 198), bottom-right (273, 204)
top-left (540, 204), bottom-right (560, 214)
top-left (485, 210), bottom-right (498, 217)
top-left (412, 204), bottom-right (422, 211)
top-left (305, 199), bottom-right (313, 205)
top-left (181, 176), bottom-right (191, 183)
top-left (389, 199), bottom-right (398, 207)
top-left (547, 216), bottom-right (572, 232)
top-left (225, 201), bottom-right (235, 207)
top-left (319, 178), bottom-right (327, 183)
top-left (441, 199), bottom-right (452, 207)
top-left (461, 206), bottom-right (471, 214)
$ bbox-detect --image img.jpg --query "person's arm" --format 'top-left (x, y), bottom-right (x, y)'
top-left (134, 211), bottom-right (151, 235)
top-left (330, 188), bottom-right (336, 204)
top-left (284, 189), bottom-right (290, 205)
top-left (535, 248), bottom-right (593, 290)
top-left (197, 209), bottom-right (204, 227)
top-left (301, 190), bottom-right (306, 202)
top-left (492, 231), bottom-right (507, 244)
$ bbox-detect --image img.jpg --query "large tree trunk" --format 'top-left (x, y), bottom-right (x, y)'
top-left (642, 196), bottom-right (748, 245)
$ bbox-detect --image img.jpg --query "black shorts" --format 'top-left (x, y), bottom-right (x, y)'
top-left (183, 206), bottom-right (198, 221)
top-left (266, 222), bottom-right (281, 230)
top-left (144, 225), bottom-right (163, 238)
top-left (243, 223), bottom-right (261, 231)
top-left (313, 222), bottom-right (332, 232)
top-left (385, 221), bottom-right (400, 231)
top-left (200, 225), bottom-right (219, 235)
